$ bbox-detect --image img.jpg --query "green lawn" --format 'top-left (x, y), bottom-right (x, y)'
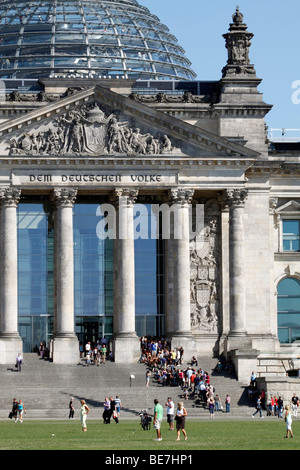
top-left (0, 419), bottom-right (299, 451)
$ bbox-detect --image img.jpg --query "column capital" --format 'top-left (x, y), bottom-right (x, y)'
top-left (168, 188), bottom-right (194, 206)
top-left (0, 187), bottom-right (21, 207)
top-left (51, 188), bottom-right (78, 207)
top-left (110, 188), bottom-right (139, 207)
top-left (225, 188), bottom-right (248, 208)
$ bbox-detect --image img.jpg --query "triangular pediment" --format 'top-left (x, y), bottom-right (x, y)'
top-left (276, 200), bottom-right (300, 214)
top-left (0, 85), bottom-right (259, 160)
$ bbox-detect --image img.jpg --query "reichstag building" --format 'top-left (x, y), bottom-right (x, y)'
top-left (0, 0), bottom-right (299, 383)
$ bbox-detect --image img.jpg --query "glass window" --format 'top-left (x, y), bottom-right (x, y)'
top-left (74, 200), bottom-right (113, 317)
top-left (19, 45), bottom-right (51, 56)
top-left (283, 220), bottom-right (300, 251)
top-left (17, 57), bottom-right (51, 67)
top-left (134, 203), bottom-right (165, 337)
top-left (278, 277), bottom-right (300, 343)
top-left (87, 34), bottom-right (118, 45)
top-left (55, 45), bottom-right (87, 56)
top-left (22, 34), bottom-right (52, 44)
top-left (55, 33), bottom-right (86, 43)
top-left (0, 35), bottom-right (20, 45)
top-left (17, 201), bottom-right (54, 318)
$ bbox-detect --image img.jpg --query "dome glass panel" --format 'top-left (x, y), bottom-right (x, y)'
top-left (0, 0), bottom-right (196, 80)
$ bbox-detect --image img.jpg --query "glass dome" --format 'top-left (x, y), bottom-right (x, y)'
top-left (0, 0), bottom-right (196, 81)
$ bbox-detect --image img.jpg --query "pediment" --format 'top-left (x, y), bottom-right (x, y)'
top-left (0, 85), bottom-right (259, 160)
top-left (276, 200), bottom-right (300, 214)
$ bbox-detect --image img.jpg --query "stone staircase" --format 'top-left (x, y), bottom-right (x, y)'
top-left (0, 353), bottom-right (253, 420)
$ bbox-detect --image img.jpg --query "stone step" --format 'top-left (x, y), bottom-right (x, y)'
top-left (0, 353), bottom-right (252, 419)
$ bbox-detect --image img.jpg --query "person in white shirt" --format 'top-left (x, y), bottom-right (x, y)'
top-left (166, 397), bottom-right (175, 431)
top-left (16, 353), bottom-right (23, 372)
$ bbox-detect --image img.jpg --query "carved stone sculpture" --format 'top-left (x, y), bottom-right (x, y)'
top-left (222, 7), bottom-right (257, 78)
top-left (190, 200), bottom-right (220, 333)
top-left (9, 102), bottom-right (182, 157)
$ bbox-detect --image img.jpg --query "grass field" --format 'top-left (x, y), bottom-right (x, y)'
top-left (0, 418), bottom-right (299, 451)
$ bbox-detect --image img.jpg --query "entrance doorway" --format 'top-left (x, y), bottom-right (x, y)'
top-left (75, 316), bottom-right (113, 348)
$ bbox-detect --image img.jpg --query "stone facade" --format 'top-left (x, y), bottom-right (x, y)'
top-left (0, 8), bottom-right (298, 382)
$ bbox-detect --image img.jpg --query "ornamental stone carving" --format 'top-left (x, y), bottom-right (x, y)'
top-left (169, 188), bottom-right (195, 206)
top-left (222, 7), bottom-right (256, 78)
top-left (111, 188), bottom-right (139, 208)
top-left (9, 102), bottom-right (182, 157)
top-left (51, 188), bottom-right (78, 207)
top-left (0, 187), bottom-right (22, 207)
top-left (225, 188), bottom-right (248, 207)
top-left (190, 199), bottom-right (220, 333)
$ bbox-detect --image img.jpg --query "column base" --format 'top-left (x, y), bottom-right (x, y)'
top-left (113, 333), bottom-right (141, 364)
top-left (226, 332), bottom-right (253, 353)
top-left (170, 334), bottom-right (197, 362)
top-left (52, 335), bottom-right (79, 364)
top-left (0, 335), bottom-right (23, 365)
top-left (228, 349), bottom-right (260, 384)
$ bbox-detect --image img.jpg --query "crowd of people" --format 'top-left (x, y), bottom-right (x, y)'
top-left (247, 371), bottom-right (299, 431)
top-left (80, 340), bottom-right (113, 365)
top-left (68, 395), bottom-right (123, 431)
top-left (140, 336), bottom-right (234, 417)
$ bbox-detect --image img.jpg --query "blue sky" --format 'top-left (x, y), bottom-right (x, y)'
top-left (142, 0), bottom-right (300, 137)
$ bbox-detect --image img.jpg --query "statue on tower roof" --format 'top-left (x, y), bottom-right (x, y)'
top-left (222, 7), bottom-right (257, 78)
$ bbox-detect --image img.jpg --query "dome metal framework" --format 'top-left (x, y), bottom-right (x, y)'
top-left (0, 0), bottom-right (196, 80)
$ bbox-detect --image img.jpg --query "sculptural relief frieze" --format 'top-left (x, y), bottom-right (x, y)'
top-left (8, 102), bottom-right (182, 158)
top-left (190, 199), bottom-right (220, 334)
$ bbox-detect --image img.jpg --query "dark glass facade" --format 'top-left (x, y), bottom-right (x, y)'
top-left (73, 198), bottom-right (114, 344)
top-left (17, 196), bottom-right (165, 351)
top-left (17, 197), bottom-right (54, 352)
top-left (0, 0), bottom-right (196, 80)
top-left (134, 203), bottom-right (165, 337)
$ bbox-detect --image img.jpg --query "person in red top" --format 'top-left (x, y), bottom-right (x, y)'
top-left (190, 371), bottom-right (196, 385)
top-left (271, 396), bottom-right (275, 416)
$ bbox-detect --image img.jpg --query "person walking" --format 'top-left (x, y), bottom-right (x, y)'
top-left (225, 394), bottom-right (231, 413)
top-left (12, 398), bottom-right (18, 423)
top-left (252, 395), bottom-right (264, 419)
top-left (277, 396), bottom-right (284, 418)
top-left (165, 397), bottom-right (175, 431)
top-left (175, 402), bottom-right (187, 441)
top-left (80, 400), bottom-right (90, 432)
top-left (108, 396), bottom-right (115, 424)
top-left (103, 397), bottom-right (111, 424)
top-left (100, 344), bottom-right (107, 364)
top-left (208, 397), bottom-right (215, 420)
top-left (291, 393), bottom-right (299, 418)
top-left (69, 397), bottom-right (75, 419)
top-left (153, 399), bottom-right (163, 441)
top-left (16, 353), bottom-right (23, 372)
top-left (114, 396), bottom-right (122, 423)
top-left (146, 370), bottom-right (151, 387)
top-left (18, 400), bottom-right (26, 423)
top-left (284, 405), bottom-right (294, 439)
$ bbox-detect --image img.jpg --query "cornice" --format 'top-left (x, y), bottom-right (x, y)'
top-left (0, 156), bottom-right (256, 168)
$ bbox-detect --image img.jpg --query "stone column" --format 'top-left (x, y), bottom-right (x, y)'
top-left (111, 188), bottom-right (140, 363)
top-left (225, 188), bottom-right (250, 350)
top-left (0, 188), bottom-right (23, 364)
top-left (51, 188), bottom-right (79, 364)
top-left (168, 188), bottom-right (196, 356)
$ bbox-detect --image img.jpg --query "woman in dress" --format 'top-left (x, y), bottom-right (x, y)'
top-left (175, 402), bottom-right (187, 441)
top-left (285, 405), bottom-right (294, 438)
top-left (80, 400), bottom-right (90, 432)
